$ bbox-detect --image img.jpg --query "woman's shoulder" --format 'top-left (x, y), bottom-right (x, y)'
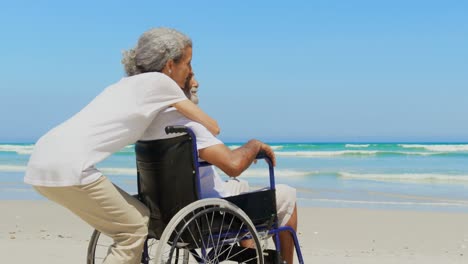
top-left (134, 72), bottom-right (178, 88)
top-left (126, 72), bottom-right (165, 81)
top-left (117, 72), bottom-right (179, 93)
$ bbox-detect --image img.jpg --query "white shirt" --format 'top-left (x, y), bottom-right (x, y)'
top-left (25, 72), bottom-right (186, 187)
top-left (140, 108), bottom-right (228, 198)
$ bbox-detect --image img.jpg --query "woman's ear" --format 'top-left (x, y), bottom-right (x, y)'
top-left (162, 59), bottom-right (174, 76)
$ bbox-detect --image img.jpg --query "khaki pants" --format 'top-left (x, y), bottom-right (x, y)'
top-left (34, 176), bottom-right (150, 264)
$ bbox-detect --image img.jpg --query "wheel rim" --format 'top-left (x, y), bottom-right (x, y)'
top-left (157, 199), bottom-right (264, 264)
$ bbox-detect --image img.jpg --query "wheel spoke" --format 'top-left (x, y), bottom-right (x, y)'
top-left (204, 209), bottom-right (216, 249)
top-left (213, 209), bottom-right (226, 258)
top-left (218, 213), bottom-right (235, 255)
top-left (224, 222), bottom-right (244, 260)
top-left (180, 218), bottom-right (201, 249)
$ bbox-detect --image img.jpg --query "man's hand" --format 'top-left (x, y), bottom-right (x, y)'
top-left (258, 141), bottom-right (276, 167)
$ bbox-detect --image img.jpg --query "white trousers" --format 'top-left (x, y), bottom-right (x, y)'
top-left (224, 179), bottom-right (296, 226)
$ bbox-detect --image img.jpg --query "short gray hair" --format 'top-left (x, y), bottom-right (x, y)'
top-left (122, 27), bottom-right (192, 76)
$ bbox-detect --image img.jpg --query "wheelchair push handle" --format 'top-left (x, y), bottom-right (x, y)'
top-left (255, 150), bottom-right (274, 167)
top-left (165, 125), bottom-right (189, 135)
top-left (255, 150), bottom-right (268, 160)
top-left (255, 149), bottom-right (276, 190)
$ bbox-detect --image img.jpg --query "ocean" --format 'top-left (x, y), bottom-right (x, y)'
top-left (2, 142), bottom-right (468, 212)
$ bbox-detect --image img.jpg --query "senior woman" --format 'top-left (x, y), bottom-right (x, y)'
top-left (24, 28), bottom-right (218, 264)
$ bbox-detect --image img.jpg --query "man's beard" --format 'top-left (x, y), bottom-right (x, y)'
top-left (183, 87), bottom-right (199, 104)
top-left (189, 87), bottom-right (199, 104)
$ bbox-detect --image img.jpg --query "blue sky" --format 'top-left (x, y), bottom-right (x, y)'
top-left (0, 0), bottom-right (467, 142)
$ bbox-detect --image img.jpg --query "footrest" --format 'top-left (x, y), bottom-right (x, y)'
top-left (263, 249), bottom-right (282, 264)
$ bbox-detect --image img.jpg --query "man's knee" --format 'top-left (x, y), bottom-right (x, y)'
top-left (275, 184), bottom-right (297, 227)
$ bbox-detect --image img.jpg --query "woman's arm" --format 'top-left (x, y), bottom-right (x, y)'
top-left (172, 99), bottom-right (220, 135)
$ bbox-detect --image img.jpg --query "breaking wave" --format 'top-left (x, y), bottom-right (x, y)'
top-left (339, 172), bottom-right (468, 184)
top-left (399, 144), bottom-right (468, 152)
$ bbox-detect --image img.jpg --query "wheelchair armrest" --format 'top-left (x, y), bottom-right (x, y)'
top-left (199, 161), bottom-right (212, 167)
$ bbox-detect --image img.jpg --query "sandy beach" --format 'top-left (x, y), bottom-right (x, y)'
top-left (1, 201), bottom-right (467, 263)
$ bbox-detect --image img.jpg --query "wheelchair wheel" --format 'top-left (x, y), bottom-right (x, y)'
top-left (87, 229), bottom-right (167, 264)
top-left (155, 198), bottom-right (265, 264)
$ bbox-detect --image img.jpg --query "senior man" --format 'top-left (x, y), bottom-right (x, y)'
top-left (140, 74), bottom-right (298, 264)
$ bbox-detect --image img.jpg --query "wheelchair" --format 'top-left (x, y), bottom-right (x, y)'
top-left (87, 126), bottom-right (304, 264)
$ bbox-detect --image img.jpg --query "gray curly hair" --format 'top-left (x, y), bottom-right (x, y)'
top-left (122, 27), bottom-right (192, 76)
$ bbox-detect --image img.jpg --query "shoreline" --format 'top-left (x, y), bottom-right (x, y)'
top-left (2, 200), bottom-right (468, 263)
top-left (4, 173), bottom-right (468, 214)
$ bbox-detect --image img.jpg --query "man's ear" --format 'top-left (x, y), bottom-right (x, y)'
top-left (162, 59), bottom-right (174, 75)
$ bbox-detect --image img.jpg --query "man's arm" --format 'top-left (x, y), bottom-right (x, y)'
top-left (198, 140), bottom-right (276, 177)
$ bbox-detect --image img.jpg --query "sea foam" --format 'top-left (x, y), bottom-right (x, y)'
top-left (345, 144), bottom-right (370, 148)
top-left (217, 168), bottom-right (316, 178)
top-left (0, 165), bottom-right (138, 175)
top-left (0, 144), bottom-right (34, 155)
top-left (339, 172), bottom-right (468, 184)
top-left (274, 150), bottom-right (440, 157)
top-left (399, 144), bottom-right (468, 152)
top-left (276, 150), bottom-right (378, 157)
top-left (303, 198), bottom-right (468, 208)
top-left (228, 145), bottom-right (283, 150)
top-left (0, 165), bottom-right (27, 172)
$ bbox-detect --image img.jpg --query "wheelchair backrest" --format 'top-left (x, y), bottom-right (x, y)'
top-left (135, 134), bottom-right (199, 239)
